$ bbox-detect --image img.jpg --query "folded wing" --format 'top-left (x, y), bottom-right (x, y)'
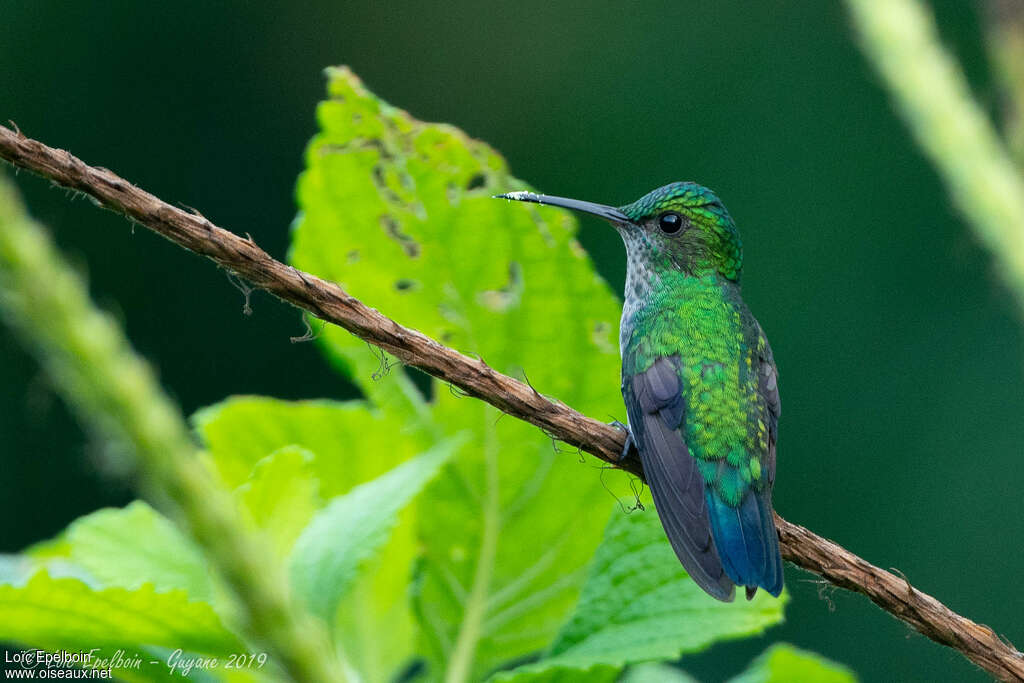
top-left (624, 355), bottom-right (735, 601)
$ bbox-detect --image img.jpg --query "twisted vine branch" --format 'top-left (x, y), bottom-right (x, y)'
top-left (1, 125), bottom-right (1021, 681)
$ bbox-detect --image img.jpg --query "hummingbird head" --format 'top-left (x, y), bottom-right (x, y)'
top-left (496, 182), bottom-right (742, 281)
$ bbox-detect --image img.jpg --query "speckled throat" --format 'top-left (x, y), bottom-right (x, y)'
top-left (617, 225), bottom-right (660, 354)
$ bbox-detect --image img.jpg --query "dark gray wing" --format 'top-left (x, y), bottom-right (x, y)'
top-left (753, 325), bottom-right (784, 596)
top-left (624, 355), bottom-right (735, 601)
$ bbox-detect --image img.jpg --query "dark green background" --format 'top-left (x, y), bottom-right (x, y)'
top-left (1, 2), bottom-right (1020, 681)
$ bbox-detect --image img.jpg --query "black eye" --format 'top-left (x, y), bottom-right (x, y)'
top-left (658, 212), bottom-right (683, 234)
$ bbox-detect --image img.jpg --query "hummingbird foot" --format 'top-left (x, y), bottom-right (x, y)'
top-left (608, 420), bottom-right (640, 464)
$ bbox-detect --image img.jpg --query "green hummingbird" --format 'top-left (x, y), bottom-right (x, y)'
top-left (497, 182), bottom-right (783, 601)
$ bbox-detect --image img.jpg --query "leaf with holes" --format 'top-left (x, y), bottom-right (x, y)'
top-left (290, 67), bottom-right (635, 680)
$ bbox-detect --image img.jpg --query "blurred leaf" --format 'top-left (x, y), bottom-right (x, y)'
top-left (488, 662), bottom-right (621, 683)
top-left (546, 504), bottom-right (785, 666)
top-left (331, 518), bottom-right (419, 683)
top-left (235, 445), bottom-right (321, 557)
top-left (727, 644), bottom-right (856, 683)
top-left (194, 395), bottom-right (433, 681)
top-left (620, 663), bottom-right (699, 683)
top-left (193, 396), bottom-right (430, 496)
top-left (289, 438), bottom-right (460, 622)
top-left (0, 555), bottom-right (31, 584)
top-left (485, 660), bottom-right (696, 683)
top-left (64, 501), bottom-right (213, 601)
top-left (291, 65), bottom-right (634, 680)
top-left (23, 535), bottom-right (73, 560)
top-left (0, 557), bottom-right (95, 587)
top-left (0, 571), bottom-right (241, 658)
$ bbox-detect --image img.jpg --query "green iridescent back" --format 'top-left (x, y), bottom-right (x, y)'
top-left (617, 182), bottom-right (772, 504)
top-left (623, 274), bottom-right (772, 504)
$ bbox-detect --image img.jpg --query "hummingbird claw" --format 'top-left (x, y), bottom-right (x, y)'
top-left (609, 419), bottom-right (639, 463)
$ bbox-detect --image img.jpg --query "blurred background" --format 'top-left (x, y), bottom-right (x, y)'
top-left (1, 2), bottom-right (1020, 681)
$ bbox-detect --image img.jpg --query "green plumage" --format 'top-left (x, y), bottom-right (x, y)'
top-left (623, 272), bottom-right (771, 506)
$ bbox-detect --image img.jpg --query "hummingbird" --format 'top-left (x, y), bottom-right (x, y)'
top-left (497, 182), bottom-right (783, 601)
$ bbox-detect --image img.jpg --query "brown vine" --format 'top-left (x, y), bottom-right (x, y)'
top-left (1, 124), bottom-right (1021, 681)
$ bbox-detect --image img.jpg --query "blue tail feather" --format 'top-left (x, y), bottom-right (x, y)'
top-left (706, 490), bottom-right (783, 596)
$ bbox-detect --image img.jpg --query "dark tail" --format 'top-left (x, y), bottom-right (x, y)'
top-left (706, 488), bottom-right (784, 598)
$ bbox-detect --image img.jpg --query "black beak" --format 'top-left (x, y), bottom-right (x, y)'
top-left (494, 191), bottom-right (630, 224)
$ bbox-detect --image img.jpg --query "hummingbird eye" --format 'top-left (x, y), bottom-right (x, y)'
top-left (657, 212), bottom-right (684, 234)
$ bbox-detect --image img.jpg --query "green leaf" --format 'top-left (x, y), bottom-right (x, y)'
top-left (727, 644), bottom-right (857, 683)
top-left (0, 570), bottom-right (241, 658)
top-left (291, 65), bottom-right (635, 681)
top-left (330, 524), bottom-right (420, 683)
top-left (486, 659), bottom-right (697, 683)
top-left (64, 501), bottom-right (213, 601)
top-left (195, 395), bottom-right (434, 681)
top-left (235, 445), bottom-right (321, 558)
top-left (621, 663), bottom-right (699, 683)
top-left (0, 555), bottom-right (33, 584)
top-left (488, 663), bottom-right (621, 683)
top-left (289, 438), bottom-right (460, 622)
top-left (194, 396), bottom-right (431, 497)
top-left (546, 504), bottom-right (786, 667)
top-left (24, 535), bottom-right (74, 560)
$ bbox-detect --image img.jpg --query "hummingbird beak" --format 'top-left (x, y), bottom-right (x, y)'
top-left (494, 191), bottom-right (631, 225)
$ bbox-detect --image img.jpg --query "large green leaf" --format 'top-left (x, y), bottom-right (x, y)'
top-left (0, 567), bottom-right (266, 683)
top-left (0, 571), bottom-right (241, 659)
top-left (291, 66), bottom-right (634, 681)
top-left (290, 438), bottom-right (459, 622)
top-left (545, 504), bottom-right (786, 666)
top-left (727, 644), bottom-right (857, 683)
top-left (63, 501), bottom-right (213, 601)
